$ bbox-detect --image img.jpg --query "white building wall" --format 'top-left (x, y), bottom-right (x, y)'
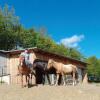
top-left (0, 53), bottom-right (7, 75)
top-left (0, 75), bottom-right (10, 84)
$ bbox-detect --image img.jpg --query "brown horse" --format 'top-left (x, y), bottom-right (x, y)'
top-left (47, 59), bottom-right (77, 86)
top-left (18, 56), bottom-right (34, 88)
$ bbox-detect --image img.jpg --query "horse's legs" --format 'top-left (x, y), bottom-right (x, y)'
top-left (46, 73), bottom-right (51, 85)
top-left (72, 72), bottom-right (75, 86)
top-left (51, 74), bottom-right (55, 85)
top-left (26, 75), bottom-right (30, 87)
top-left (25, 75), bottom-right (31, 87)
top-left (65, 74), bottom-right (67, 84)
top-left (29, 74), bottom-right (32, 85)
top-left (27, 75), bottom-right (30, 87)
top-left (21, 74), bottom-right (23, 88)
top-left (25, 75), bottom-right (28, 86)
top-left (55, 74), bottom-right (59, 86)
top-left (62, 73), bottom-right (66, 86)
top-left (42, 74), bottom-right (44, 85)
top-left (30, 74), bottom-right (32, 85)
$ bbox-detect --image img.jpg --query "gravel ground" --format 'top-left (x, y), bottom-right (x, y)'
top-left (0, 83), bottom-right (100, 100)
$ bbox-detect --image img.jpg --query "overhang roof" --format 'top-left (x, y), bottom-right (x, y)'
top-left (0, 47), bottom-right (87, 65)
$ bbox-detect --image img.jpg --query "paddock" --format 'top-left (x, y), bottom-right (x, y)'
top-left (0, 84), bottom-right (100, 100)
top-left (0, 47), bottom-right (88, 85)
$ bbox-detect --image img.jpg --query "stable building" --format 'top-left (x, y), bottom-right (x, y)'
top-left (0, 47), bottom-right (88, 85)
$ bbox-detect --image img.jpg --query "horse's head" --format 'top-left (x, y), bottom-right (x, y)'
top-left (19, 56), bottom-right (25, 66)
top-left (47, 59), bottom-right (54, 69)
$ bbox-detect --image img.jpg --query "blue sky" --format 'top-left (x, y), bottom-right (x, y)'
top-left (0, 0), bottom-right (100, 58)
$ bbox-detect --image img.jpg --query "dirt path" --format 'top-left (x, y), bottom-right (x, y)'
top-left (0, 84), bottom-right (100, 100)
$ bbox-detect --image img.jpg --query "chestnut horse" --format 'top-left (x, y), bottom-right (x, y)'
top-left (47, 59), bottom-right (77, 86)
top-left (18, 56), bottom-right (34, 88)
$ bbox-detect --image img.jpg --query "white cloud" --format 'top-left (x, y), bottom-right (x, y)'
top-left (59, 34), bottom-right (84, 48)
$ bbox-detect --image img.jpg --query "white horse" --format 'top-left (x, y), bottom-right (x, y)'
top-left (47, 59), bottom-right (77, 86)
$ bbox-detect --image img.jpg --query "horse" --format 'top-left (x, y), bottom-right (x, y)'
top-left (47, 59), bottom-right (77, 86)
top-left (18, 56), bottom-right (35, 88)
top-left (33, 59), bottom-right (51, 85)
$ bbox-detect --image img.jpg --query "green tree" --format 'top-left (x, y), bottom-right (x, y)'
top-left (86, 56), bottom-right (100, 77)
top-left (68, 48), bottom-right (84, 60)
top-left (0, 5), bottom-right (84, 61)
top-left (0, 4), bottom-right (20, 50)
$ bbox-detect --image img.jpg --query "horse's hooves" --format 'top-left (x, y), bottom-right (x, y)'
top-left (50, 84), bottom-right (54, 86)
top-left (27, 84), bottom-right (30, 88)
top-left (24, 85), bottom-right (27, 87)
